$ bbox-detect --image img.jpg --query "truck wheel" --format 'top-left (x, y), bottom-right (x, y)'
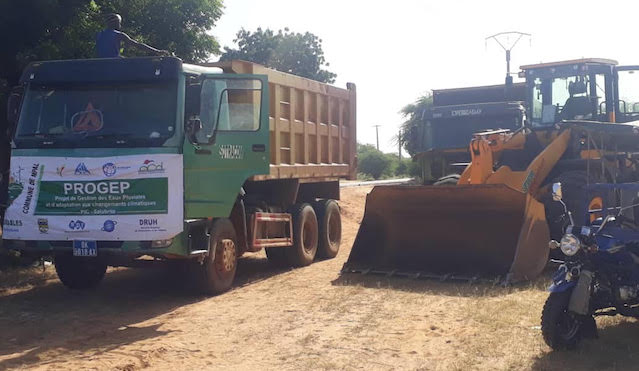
top-left (202, 219), bottom-right (238, 295)
top-left (55, 255), bottom-right (107, 290)
top-left (286, 203), bottom-right (318, 266)
top-left (314, 199), bottom-right (341, 259)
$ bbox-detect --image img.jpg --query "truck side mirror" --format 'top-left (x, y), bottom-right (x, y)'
top-left (6, 87), bottom-right (23, 129)
top-left (552, 182), bottom-right (562, 201)
top-left (185, 117), bottom-right (202, 144)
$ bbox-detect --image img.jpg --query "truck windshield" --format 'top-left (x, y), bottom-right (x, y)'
top-left (14, 82), bottom-right (177, 148)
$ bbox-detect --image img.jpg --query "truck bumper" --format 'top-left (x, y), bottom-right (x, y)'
top-left (2, 230), bottom-right (191, 260)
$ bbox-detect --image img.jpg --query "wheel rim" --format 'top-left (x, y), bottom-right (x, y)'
top-left (302, 218), bottom-right (316, 254)
top-left (328, 212), bottom-right (341, 246)
top-left (558, 311), bottom-right (580, 341)
top-left (216, 239), bottom-right (236, 273)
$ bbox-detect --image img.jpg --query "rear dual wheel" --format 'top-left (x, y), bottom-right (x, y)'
top-left (286, 203), bottom-right (319, 266)
top-left (266, 200), bottom-right (342, 265)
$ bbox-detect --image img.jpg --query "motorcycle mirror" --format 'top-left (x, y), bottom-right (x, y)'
top-left (552, 182), bottom-right (563, 201)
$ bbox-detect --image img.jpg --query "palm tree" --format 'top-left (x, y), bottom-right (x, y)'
top-left (394, 93), bottom-right (433, 157)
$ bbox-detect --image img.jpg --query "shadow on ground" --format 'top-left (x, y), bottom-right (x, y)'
top-left (0, 253), bottom-right (289, 369)
top-left (532, 319), bottom-right (639, 370)
top-left (332, 267), bottom-right (554, 298)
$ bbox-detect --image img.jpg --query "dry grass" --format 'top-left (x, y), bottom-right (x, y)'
top-left (1, 186), bottom-right (639, 370)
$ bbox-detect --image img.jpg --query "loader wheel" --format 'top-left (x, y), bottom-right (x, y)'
top-left (55, 254), bottom-right (107, 290)
top-left (201, 219), bottom-right (238, 295)
top-left (314, 199), bottom-right (341, 259)
top-left (433, 174), bottom-right (460, 186)
top-left (286, 203), bottom-right (318, 266)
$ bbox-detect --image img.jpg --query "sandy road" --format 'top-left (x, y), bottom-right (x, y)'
top-left (1, 186), bottom-right (639, 370)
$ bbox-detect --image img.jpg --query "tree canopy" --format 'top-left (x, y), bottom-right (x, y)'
top-left (221, 28), bottom-right (337, 83)
top-left (0, 0), bottom-right (224, 86)
top-left (397, 93), bottom-right (433, 156)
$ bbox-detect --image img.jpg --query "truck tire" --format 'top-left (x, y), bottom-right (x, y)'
top-left (202, 219), bottom-right (238, 295)
top-left (286, 203), bottom-right (318, 266)
top-left (55, 254), bottom-right (107, 290)
top-left (433, 174), bottom-right (460, 186)
top-left (314, 199), bottom-right (341, 259)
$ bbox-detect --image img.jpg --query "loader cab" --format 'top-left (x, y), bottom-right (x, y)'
top-left (520, 59), bottom-right (617, 128)
top-left (614, 66), bottom-right (639, 123)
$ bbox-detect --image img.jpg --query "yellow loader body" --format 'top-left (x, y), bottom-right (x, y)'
top-left (345, 129), bottom-right (572, 282)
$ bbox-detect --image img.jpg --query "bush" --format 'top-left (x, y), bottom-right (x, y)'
top-left (359, 150), bottom-right (391, 179)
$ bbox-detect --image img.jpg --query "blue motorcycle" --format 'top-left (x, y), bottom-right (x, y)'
top-left (542, 182), bottom-right (639, 350)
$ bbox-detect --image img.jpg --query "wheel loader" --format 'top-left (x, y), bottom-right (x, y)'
top-left (344, 58), bottom-right (639, 282)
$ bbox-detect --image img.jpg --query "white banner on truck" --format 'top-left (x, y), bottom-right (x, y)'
top-left (2, 154), bottom-right (183, 241)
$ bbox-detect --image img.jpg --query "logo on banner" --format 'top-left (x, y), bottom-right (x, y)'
top-left (136, 218), bottom-right (166, 232)
top-left (5, 219), bottom-right (23, 227)
top-left (38, 218), bottom-right (49, 233)
top-left (68, 220), bottom-right (86, 231)
top-left (102, 220), bottom-right (117, 232)
top-left (138, 159), bottom-right (165, 174)
top-left (56, 165), bottom-right (66, 177)
top-left (75, 163), bottom-right (91, 175)
top-left (7, 167), bottom-right (26, 208)
top-left (103, 163), bottom-right (117, 177)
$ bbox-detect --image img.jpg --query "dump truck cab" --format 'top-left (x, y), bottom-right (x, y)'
top-left (4, 57), bottom-right (356, 293)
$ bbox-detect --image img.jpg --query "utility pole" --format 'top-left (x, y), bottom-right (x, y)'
top-left (485, 31), bottom-right (531, 86)
top-left (372, 125), bottom-right (381, 151)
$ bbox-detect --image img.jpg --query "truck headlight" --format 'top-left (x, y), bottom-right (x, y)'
top-left (560, 234), bottom-right (581, 256)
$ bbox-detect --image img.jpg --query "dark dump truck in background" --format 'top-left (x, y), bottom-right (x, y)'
top-left (414, 83), bottom-right (527, 183)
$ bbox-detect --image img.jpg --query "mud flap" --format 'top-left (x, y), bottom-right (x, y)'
top-left (344, 184), bottom-right (550, 281)
top-left (568, 270), bottom-right (593, 315)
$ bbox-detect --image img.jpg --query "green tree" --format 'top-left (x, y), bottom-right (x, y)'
top-left (357, 144), bottom-right (392, 180)
top-left (221, 28), bottom-right (336, 83)
top-left (0, 0), bottom-right (223, 86)
top-left (396, 93), bottom-right (434, 156)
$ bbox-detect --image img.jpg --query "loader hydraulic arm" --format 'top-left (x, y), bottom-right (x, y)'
top-left (459, 128), bottom-right (572, 196)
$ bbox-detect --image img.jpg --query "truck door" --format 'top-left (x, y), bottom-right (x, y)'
top-left (614, 66), bottom-right (639, 123)
top-left (183, 74), bottom-right (269, 218)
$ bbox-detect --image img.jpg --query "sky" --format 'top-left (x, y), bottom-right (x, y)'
top-left (213, 0), bottom-right (639, 153)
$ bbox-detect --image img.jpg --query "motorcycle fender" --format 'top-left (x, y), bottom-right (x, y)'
top-left (549, 280), bottom-right (577, 293)
top-left (568, 270), bottom-right (593, 315)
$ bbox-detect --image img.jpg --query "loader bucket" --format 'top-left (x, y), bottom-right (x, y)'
top-left (344, 184), bottom-right (550, 282)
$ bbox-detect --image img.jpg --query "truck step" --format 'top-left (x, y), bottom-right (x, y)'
top-left (251, 212), bottom-right (293, 249)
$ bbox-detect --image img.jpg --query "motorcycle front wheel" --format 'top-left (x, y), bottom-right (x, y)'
top-left (541, 291), bottom-right (592, 350)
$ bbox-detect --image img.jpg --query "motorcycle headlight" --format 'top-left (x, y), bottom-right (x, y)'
top-left (560, 233), bottom-right (581, 256)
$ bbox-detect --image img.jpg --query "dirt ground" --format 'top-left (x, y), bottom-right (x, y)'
top-left (1, 186), bottom-right (639, 371)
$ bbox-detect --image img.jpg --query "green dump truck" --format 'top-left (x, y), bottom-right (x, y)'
top-left (2, 57), bottom-right (357, 294)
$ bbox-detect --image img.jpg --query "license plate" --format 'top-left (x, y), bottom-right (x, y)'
top-left (73, 240), bottom-right (97, 257)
